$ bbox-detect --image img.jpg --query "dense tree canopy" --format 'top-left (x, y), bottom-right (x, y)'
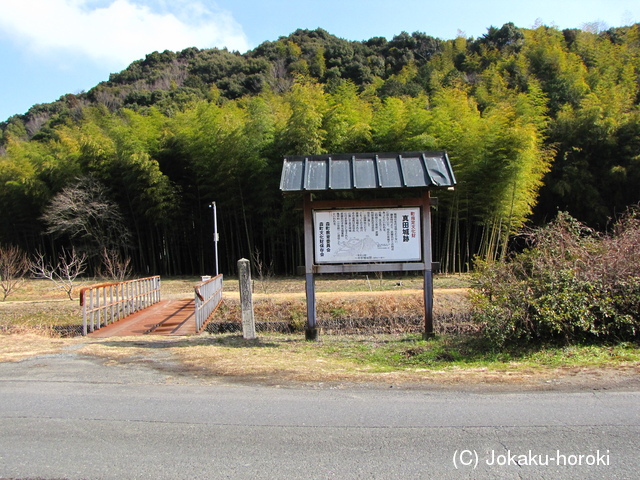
top-left (1, 23), bottom-right (639, 275)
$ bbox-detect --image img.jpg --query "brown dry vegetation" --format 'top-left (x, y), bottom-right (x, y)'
top-left (0, 274), bottom-right (471, 328)
top-left (2, 275), bottom-right (639, 390)
top-left (0, 331), bottom-right (85, 362)
top-left (214, 288), bottom-right (473, 335)
top-left (3, 333), bottom-right (638, 391)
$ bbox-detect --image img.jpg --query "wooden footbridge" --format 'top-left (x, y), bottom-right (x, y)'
top-left (79, 275), bottom-right (223, 338)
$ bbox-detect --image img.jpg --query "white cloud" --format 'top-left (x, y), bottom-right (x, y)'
top-left (0, 0), bottom-right (250, 68)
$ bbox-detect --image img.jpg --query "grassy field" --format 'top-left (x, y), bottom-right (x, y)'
top-left (0, 273), bottom-right (472, 328)
top-left (2, 331), bottom-right (639, 390)
top-left (1, 274), bottom-right (639, 389)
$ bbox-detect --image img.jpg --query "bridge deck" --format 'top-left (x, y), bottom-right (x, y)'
top-left (88, 299), bottom-right (197, 337)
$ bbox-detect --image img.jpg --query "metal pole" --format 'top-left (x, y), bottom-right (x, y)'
top-left (211, 202), bottom-right (219, 276)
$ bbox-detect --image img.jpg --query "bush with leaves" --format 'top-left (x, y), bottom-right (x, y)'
top-left (472, 210), bottom-right (640, 346)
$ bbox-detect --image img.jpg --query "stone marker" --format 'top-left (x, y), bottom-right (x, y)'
top-left (237, 258), bottom-right (256, 339)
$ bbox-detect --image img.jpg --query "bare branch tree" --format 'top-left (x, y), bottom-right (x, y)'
top-left (0, 245), bottom-right (29, 301)
top-left (30, 248), bottom-right (88, 300)
top-left (99, 248), bottom-right (132, 282)
top-left (40, 176), bottom-right (131, 259)
top-left (251, 248), bottom-right (274, 294)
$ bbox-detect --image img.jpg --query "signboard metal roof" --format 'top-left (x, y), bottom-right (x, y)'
top-left (280, 151), bottom-right (456, 192)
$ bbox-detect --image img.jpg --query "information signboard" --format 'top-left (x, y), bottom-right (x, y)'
top-left (313, 207), bottom-right (422, 264)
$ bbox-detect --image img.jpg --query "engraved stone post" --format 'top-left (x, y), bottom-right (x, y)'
top-left (237, 258), bottom-right (256, 339)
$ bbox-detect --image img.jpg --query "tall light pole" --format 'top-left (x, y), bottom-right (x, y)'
top-left (210, 202), bottom-right (219, 276)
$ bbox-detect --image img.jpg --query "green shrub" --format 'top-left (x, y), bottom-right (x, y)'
top-left (472, 210), bottom-right (640, 346)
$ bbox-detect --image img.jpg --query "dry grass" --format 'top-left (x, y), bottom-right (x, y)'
top-left (4, 274), bottom-right (637, 390)
top-left (0, 300), bottom-right (81, 327)
top-left (210, 288), bottom-right (473, 335)
top-left (238, 273), bottom-right (472, 294)
top-left (0, 275), bottom-right (471, 331)
top-left (75, 336), bottom-right (372, 384)
top-left (43, 334), bottom-right (640, 390)
top-left (68, 335), bottom-right (512, 386)
top-left (2, 273), bottom-right (471, 299)
top-left (0, 331), bottom-right (84, 362)
top-left (2, 328), bottom-right (639, 390)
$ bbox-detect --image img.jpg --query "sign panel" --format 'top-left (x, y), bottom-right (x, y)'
top-left (313, 208), bottom-right (421, 264)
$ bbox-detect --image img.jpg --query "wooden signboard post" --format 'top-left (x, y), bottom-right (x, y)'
top-left (303, 191), bottom-right (436, 340)
top-left (280, 151), bottom-right (456, 341)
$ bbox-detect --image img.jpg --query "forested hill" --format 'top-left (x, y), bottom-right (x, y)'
top-left (1, 24), bottom-right (639, 276)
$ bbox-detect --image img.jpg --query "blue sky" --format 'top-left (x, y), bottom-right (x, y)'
top-left (1, 0), bottom-right (638, 122)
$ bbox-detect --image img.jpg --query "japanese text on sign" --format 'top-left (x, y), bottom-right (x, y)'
top-left (313, 208), bottom-right (421, 264)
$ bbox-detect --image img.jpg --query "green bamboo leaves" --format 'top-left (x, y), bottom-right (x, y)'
top-left (1, 24), bottom-right (638, 274)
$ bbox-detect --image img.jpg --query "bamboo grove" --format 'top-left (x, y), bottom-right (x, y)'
top-left (1, 24), bottom-right (639, 276)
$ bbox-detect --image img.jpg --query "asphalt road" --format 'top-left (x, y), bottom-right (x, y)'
top-left (0, 352), bottom-right (638, 480)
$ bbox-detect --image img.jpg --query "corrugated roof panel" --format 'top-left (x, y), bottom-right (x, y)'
top-left (399, 155), bottom-right (428, 187)
top-left (328, 157), bottom-right (351, 189)
top-left (280, 151), bottom-right (456, 192)
top-left (306, 157), bottom-right (328, 190)
top-left (353, 156), bottom-right (377, 188)
top-left (279, 157), bottom-right (304, 191)
top-left (377, 156), bottom-right (403, 188)
top-left (423, 153), bottom-right (455, 186)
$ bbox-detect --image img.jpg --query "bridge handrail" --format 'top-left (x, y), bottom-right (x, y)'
top-left (79, 276), bottom-right (161, 335)
top-left (194, 274), bottom-right (223, 333)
